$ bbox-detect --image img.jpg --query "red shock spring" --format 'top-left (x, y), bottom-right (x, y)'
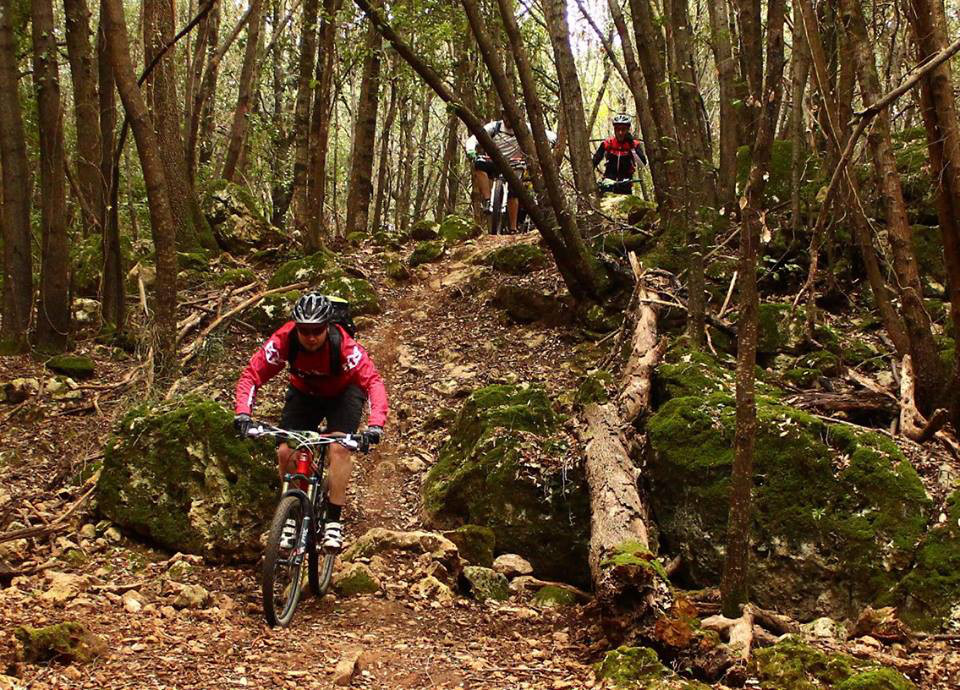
top-left (295, 450), bottom-right (311, 491)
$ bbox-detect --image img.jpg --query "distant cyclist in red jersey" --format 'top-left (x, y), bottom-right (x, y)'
top-left (592, 113), bottom-right (647, 195)
top-left (233, 292), bottom-right (388, 550)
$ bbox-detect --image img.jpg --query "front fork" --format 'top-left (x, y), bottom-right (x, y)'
top-left (280, 449), bottom-right (320, 563)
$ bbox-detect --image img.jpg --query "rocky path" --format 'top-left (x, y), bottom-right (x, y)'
top-left (0, 234), bottom-right (600, 689)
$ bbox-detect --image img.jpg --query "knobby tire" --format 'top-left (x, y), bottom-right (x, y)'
top-left (490, 181), bottom-right (505, 235)
top-left (308, 491), bottom-right (336, 597)
top-left (262, 494), bottom-right (310, 627)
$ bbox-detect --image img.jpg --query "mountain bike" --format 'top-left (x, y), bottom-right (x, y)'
top-left (244, 421), bottom-right (363, 627)
top-left (483, 155), bottom-right (527, 235)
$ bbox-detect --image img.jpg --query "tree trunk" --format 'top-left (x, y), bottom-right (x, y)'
top-left (190, 0), bottom-right (221, 171)
top-left (540, 0), bottom-right (595, 206)
top-left (706, 0), bottom-right (739, 208)
top-left (372, 76), bottom-right (398, 232)
top-left (63, 0), bottom-right (103, 235)
top-left (102, 0), bottom-right (179, 378)
top-left (789, 27), bottom-right (810, 240)
top-left (268, 0), bottom-right (293, 226)
top-left (904, 0), bottom-right (960, 431)
top-left (435, 112), bottom-right (458, 220)
top-left (222, 0), bottom-right (265, 182)
top-left (98, 1), bottom-right (123, 330)
top-left (720, 0), bottom-right (787, 618)
top-left (143, 0), bottom-right (217, 252)
top-left (839, 0), bottom-right (943, 413)
top-left (344, 18), bottom-right (382, 236)
top-left (411, 88), bottom-right (433, 225)
top-left (289, 0), bottom-right (320, 228)
top-left (395, 100), bottom-right (414, 232)
top-left (0, 0), bottom-right (32, 351)
top-left (32, 0), bottom-right (71, 352)
top-left (305, 0), bottom-right (340, 249)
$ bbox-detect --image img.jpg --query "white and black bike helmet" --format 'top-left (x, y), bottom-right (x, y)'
top-left (612, 114), bottom-right (632, 126)
top-left (292, 291), bottom-right (334, 324)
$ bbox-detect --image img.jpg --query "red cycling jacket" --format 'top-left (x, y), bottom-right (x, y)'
top-left (592, 136), bottom-right (647, 180)
top-left (234, 321), bottom-right (389, 427)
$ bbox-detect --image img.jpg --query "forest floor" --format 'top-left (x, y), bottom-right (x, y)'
top-left (0, 233), bottom-right (958, 688)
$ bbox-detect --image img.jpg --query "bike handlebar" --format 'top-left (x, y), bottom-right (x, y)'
top-left (244, 421), bottom-right (363, 451)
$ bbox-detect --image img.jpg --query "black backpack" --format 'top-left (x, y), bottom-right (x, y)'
top-left (288, 296), bottom-right (358, 377)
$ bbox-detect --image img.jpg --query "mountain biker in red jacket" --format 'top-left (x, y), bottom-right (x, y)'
top-left (592, 114), bottom-right (647, 195)
top-left (233, 292), bottom-right (389, 549)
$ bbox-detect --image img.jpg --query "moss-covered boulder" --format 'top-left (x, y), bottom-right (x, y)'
top-left (647, 392), bottom-right (932, 621)
top-left (486, 243), bottom-right (548, 275)
top-left (409, 219), bottom-right (440, 241)
top-left (246, 291), bottom-right (299, 335)
top-left (756, 302), bottom-right (839, 355)
top-left (750, 637), bottom-right (916, 690)
top-left (15, 622), bottom-right (106, 664)
top-left (409, 240), bottom-right (445, 266)
top-left (423, 384), bottom-right (590, 585)
top-left (443, 525), bottom-right (495, 567)
top-left (266, 253), bottom-right (380, 316)
top-left (492, 285), bottom-right (564, 324)
top-left (532, 585), bottom-right (577, 607)
top-left (596, 231), bottom-right (652, 256)
top-left (385, 259), bottom-right (411, 281)
top-left (97, 397), bottom-right (277, 562)
top-left (204, 180), bottom-right (280, 253)
top-left (210, 268), bottom-right (255, 288)
top-left (268, 252), bottom-right (334, 288)
top-left (333, 562), bottom-right (381, 596)
top-left (738, 139), bottom-right (823, 207)
top-left (599, 195), bottom-right (657, 227)
top-left (594, 646), bottom-right (672, 688)
top-left (45, 355), bottom-right (95, 380)
top-left (438, 214), bottom-right (481, 243)
top-left (461, 565), bottom-right (510, 601)
top-left (894, 490), bottom-right (960, 631)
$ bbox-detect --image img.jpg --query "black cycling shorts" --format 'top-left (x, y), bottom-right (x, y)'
top-left (279, 384), bottom-right (367, 438)
top-left (474, 157), bottom-right (496, 176)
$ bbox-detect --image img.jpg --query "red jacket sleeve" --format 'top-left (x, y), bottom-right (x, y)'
top-left (234, 326), bottom-right (291, 415)
top-left (341, 339), bottom-right (389, 428)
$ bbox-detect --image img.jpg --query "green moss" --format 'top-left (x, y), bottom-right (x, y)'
top-left (462, 565), bottom-right (510, 601)
top-left (751, 637), bottom-right (857, 689)
top-left (783, 368), bottom-right (819, 388)
top-left (843, 340), bottom-right (883, 369)
top-left (346, 231), bottom-right (366, 245)
top-left (409, 240), bottom-right (445, 266)
top-left (595, 646), bottom-right (670, 687)
top-left (385, 260), bottom-right (411, 281)
top-left (601, 540), bottom-right (669, 580)
top-left (647, 392), bottom-right (931, 620)
top-left (178, 251), bottom-right (210, 272)
top-left (444, 524), bottom-right (495, 566)
top-left (423, 384), bottom-right (590, 586)
top-left (576, 369), bottom-right (614, 406)
top-left (210, 268), bottom-right (255, 288)
top-left (96, 396), bottom-right (277, 562)
top-left (794, 350), bottom-right (841, 376)
top-left (836, 669), bottom-right (916, 690)
top-left (438, 214), bottom-right (480, 243)
top-left (737, 139), bottom-right (823, 207)
top-left (45, 354), bottom-right (95, 379)
top-left (486, 244), bottom-right (548, 275)
top-left (638, 221), bottom-right (687, 274)
top-left (317, 274), bottom-right (382, 315)
top-left (247, 291), bottom-right (300, 334)
top-left (596, 231), bottom-right (651, 256)
top-left (408, 219), bottom-right (440, 241)
top-left (268, 251), bottom-right (334, 288)
top-left (532, 585), bottom-right (577, 607)
top-left (653, 347), bottom-right (735, 404)
top-left (334, 564), bottom-right (380, 596)
top-left (15, 622), bottom-right (106, 664)
top-left (894, 490), bottom-right (960, 631)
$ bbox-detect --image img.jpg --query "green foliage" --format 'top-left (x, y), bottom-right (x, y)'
top-left (737, 139), bottom-right (823, 206)
top-left (409, 240), bottom-right (445, 266)
top-left (594, 647), bottom-right (670, 687)
top-left (443, 524), bottom-right (495, 566)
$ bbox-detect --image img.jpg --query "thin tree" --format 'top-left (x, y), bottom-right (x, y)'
top-left (102, 0), bottom-right (179, 377)
top-left (720, 0), bottom-right (787, 617)
top-left (372, 73), bottom-right (398, 232)
top-left (32, 0), bottom-right (71, 352)
top-left (290, 0), bottom-right (320, 228)
top-left (0, 0), bottom-right (32, 352)
top-left (222, 0), bottom-right (265, 182)
top-left (98, 0), bottom-right (123, 330)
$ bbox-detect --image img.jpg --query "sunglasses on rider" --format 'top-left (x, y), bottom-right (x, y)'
top-left (297, 324), bottom-right (328, 337)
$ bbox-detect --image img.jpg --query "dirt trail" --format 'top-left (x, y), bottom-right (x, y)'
top-left (0, 235), bottom-right (599, 689)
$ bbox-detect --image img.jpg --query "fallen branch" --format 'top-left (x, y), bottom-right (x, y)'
top-left (180, 281), bottom-right (308, 364)
top-left (702, 605), bottom-right (756, 661)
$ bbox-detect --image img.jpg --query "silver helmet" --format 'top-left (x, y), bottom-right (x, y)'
top-left (291, 291), bottom-right (334, 324)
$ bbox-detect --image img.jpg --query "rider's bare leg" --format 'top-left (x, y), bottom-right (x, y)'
top-left (508, 198), bottom-right (519, 231)
top-left (326, 444), bottom-right (353, 507)
top-left (474, 169), bottom-right (491, 202)
top-left (276, 443), bottom-right (296, 483)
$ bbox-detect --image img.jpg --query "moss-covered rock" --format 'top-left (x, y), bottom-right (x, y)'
top-left (894, 490), bottom-right (960, 631)
top-left (794, 350), bottom-right (841, 377)
top-left (97, 397), bottom-right (277, 562)
top-left (912, 224), bottom-right (945, 286)
top-left (266, 253), bottom-right (380, 316)
top-left (532, 585), bottom-right (577, 607)
top-left (385, 259), bottom-right (411, 281)
top-left (486, 244), bottom-right (548, 275)
top-left (492, 285), bottom-right (564, 324)
top-left (45, 355), bottom-right (95, 380)
top-left (594, 646), bottom-right (671, 687)
top-left (438, 214), bottom-right (480, 243)
top-left (204, 180), bottom-right (279, 253)
top-left (757, 303), bottom-right (839, 355)
top-left (209, 268), bottom-right (256, 288)
top-left (268, 252), bottom-right (334, 288)
top-left (461, 565), bottom-right (510, 601)
top-left (346, 231), bottom-right (366, 245)
top-left (423, 384), bottom-right (590, 586)
top-left (409, 240), bottom-right (445, 266)
top-left (596, 231), bottom-right (653, 256)
top-left (783, 367), bottom-right (819, 388)
top-left (599, 195), bottom-right (657, 227)
top-left (334, 562), bottom-right (381, 596)
top-left (245, 291), bottom-right (299, 335)
top-left (409, 219), bottom-right (440, 241)
top-left (647, 392), bottom-right (931, 621)
top-left (443, 525), bottom-right (495, 567)
top-left (15, 622), bottom-right (106, 664)
top-left (750, 637), bottom-right (916, 690)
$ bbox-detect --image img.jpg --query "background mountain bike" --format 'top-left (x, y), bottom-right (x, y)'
top-left (244, 422), bottom-right (363, 627)
top-left (483, 155), bottom-right (527, 235)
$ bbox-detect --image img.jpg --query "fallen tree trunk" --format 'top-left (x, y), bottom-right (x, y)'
top-left (581, 275), bottom-right (669, 639)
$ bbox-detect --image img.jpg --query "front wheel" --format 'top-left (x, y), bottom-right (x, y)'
top-left (262, 494), bottom-right (311, 627)
top-left (489, 180), bottom-right (505, 235)
top-left (308, 495), bottom-right (336, 597)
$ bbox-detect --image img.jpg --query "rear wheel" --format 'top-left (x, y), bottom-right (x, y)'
top-left (262, 495), bottom-right (310, 627)
top-left (309, 489), bottom-right (336, 597)
top-left (489, 180), bottom-right (505, 235)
